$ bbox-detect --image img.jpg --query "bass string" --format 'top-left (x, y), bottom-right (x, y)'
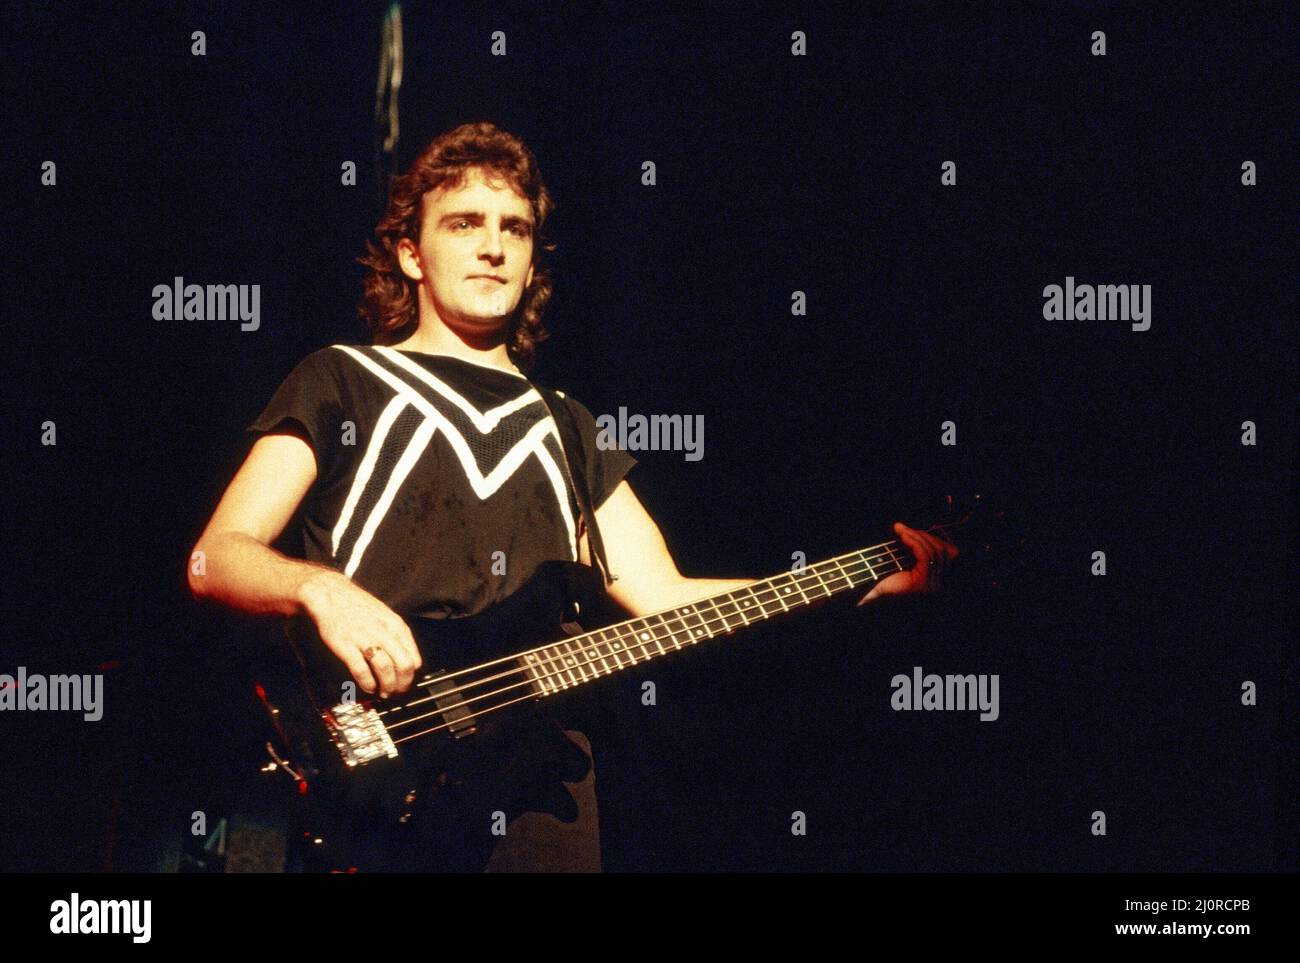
top-left (378, 543), bottom-right (910, 733)
top-left (376, 545), bottom-right (931, 749)
top-left (388, 533), bottom-right (929, 710)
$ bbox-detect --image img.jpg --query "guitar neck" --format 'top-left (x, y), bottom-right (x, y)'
top-left (516, 527), bottom-right (949, 697)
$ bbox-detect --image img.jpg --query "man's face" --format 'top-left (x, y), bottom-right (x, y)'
top-left (398, 166), bottom-right (537, 338)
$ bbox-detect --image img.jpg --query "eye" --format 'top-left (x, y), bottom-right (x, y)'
top-left (510, 224), bottom-right (531, 238)
top-left (453, 220), bottom-right (472, 230)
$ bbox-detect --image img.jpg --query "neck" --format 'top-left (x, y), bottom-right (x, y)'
top-left (377, 520), bottom-right (967, 752)
top-left (516, 532), bottom-right (944, 697)
top-left (392, 317), bottom-right (517, 373)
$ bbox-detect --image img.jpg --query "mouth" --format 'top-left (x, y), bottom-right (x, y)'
top-left (467, 275), bottom-right (507, 284)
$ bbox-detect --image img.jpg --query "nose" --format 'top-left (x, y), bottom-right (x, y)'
top-left (477, 227), bottom-right (505, 264)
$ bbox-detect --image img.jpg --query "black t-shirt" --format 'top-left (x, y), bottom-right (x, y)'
top-left (245, 344), bottom-right (636, 617)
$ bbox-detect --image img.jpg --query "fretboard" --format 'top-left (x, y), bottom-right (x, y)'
top-left (518, 535), bottom-right (926, 696)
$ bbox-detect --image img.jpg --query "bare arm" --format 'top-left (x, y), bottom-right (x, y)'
top-left (187, 434), bottom-right (334, 616)
top-left (188, 433), bottom-right (422, 696)
top-left (584, 481), bottom-right (753, 617)
top-left (585, 480), bottom-right (958, 617)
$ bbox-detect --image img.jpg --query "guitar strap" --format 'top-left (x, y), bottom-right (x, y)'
top-left (531, 382), bottom-right (617, 590)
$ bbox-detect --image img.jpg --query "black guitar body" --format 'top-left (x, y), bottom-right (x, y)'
top-left (255, 559), bottom-right (621, 872)
top-left (244, 495), bottom-right (1009, 871)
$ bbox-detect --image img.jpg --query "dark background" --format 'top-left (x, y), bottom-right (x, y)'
top-left (2, 1), bottom-right (1293, 872)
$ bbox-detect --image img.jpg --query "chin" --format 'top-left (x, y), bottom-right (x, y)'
top-left (451, 316), bottom-right (511, 339)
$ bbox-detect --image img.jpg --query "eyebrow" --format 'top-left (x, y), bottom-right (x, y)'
top-left (439, 210), bottom-right (534, 229)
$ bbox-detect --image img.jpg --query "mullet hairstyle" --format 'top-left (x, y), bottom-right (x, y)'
top-left (356, 121), bottom-right (557, 371)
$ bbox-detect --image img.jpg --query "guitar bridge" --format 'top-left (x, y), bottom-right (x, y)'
top-left (323, 702), bottom-right (399, 767)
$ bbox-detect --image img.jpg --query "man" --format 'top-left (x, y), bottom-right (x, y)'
top-left (188, 121), bottom-right (957, 872)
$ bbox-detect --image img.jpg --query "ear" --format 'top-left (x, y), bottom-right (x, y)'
top-left (396, 237), bottom-right (423, 282)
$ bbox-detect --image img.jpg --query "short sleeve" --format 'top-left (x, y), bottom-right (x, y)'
top-left (562, 394), bottom-right (637, 509)
top-left (245, 349), bottom-right (343, 481)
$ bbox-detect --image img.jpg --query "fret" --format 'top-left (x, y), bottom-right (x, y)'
top-left (827, 557), bottom-right (855, 592)
top-left (639, 613), bottom-right (670, 657)
top-left (624, 623), bottom-right (646, 660)
top-left (611, 627), bottom-right (634, 668)
top-left (711, 592), bottom-right (746, 633)
top-left (559, 637), bottom-right (590, 684)
top-left (514, 540), bottom-right (931, 697)
top-left (692, 598), bottom-right (719, 638)
top-left (754, 583), bottom-right (785, 618)
top-left (676, 603), bottom-right (709, 644)
top-left (654, 619), bottom-right (675, 654)
top-left (604, 626), bottom-right (631, 668)
top-left (860, 552), bottom-right (877, 584)
top-left (567, 637), bottom-right (593, 684)
top-left (821, 559), bottom-right (853, 593)
top-left (662, 608), bottom-right (693, 649)
top-left (785, 568), bottom-right (813, 604)
top-left (588, 631), bottom-right (615, 675)
top-left (522, 649), bottom-right (555, 695)
top-left (537, 644), bottom-right (562, 688)
top-left (658, 607), bottom-right (684, 646)
top-left (643, 617), bottom-right (666, 660)
top-left (539, 646), bottom-right (566, 693)
top-left (779, 571), bottom-right (811, 607)
top-left (771, 575), bottom-right (793, 612)
top-left (573, 633), bottom-right (606, 679)
top-left (619, 623), bottom-right (644, 662)
top-left (806, 564), bottom-right (834, 599)
top-left (547, 642), bottom-right (577, 688)
top-left (735, 586), bottom-right (762, 625)
top-left (627, 619), bottom-right (654, 662)
top-left (636, 614), bottom-right (668, 658)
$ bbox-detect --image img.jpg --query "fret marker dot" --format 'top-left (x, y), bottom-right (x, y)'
top-left (639, 632), bottom-right (649, 641)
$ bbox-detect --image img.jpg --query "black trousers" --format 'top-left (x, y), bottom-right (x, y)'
top-left (482, 730), bottom-right (600, 872)
top-left (338, 724), bottom-right (601, 873)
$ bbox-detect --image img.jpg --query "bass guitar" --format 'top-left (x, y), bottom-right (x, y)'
top-left (253, 496), bottom-right (1008, 870)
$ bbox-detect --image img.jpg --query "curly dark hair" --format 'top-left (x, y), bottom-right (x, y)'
top-left (356, 122), bottom-right (557, 371)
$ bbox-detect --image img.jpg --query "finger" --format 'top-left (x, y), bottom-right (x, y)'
top-left (942, 535), bottom-right (960, 560)
top-left (393, 622), bottom-right (423, 687)
top-left (365, 646), bottom-right (399, 698)
top-left (895, 523), bottom-right (936, 572)
top-left (899, 526), bottom-right (943, 590)
top-left (859, 571), bottom-right (906, 605)
top-left (338, 648), bottom-right (378, 696)
top-left (918, 530), bottom-right (947, 563)
top-left (389, 628), bottom-right (418, 693)
top-left (921, 535), bottom-right (946, 586)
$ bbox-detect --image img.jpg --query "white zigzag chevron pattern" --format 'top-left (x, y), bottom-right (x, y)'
top-left (326, 345), bottom-right (579, 578)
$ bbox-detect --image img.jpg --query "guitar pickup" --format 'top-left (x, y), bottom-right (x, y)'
top-left (422, 673), bottom-right (479, 740)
